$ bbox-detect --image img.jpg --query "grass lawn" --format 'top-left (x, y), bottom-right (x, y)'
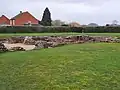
top-left (0, 43), bottom-right (120, 90)
top-left (0, 33), bottom-right (80, 38)
top-left (0, 33), bottom-right (120, 38)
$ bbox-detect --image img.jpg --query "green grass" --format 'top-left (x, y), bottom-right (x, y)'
top-left (0, 43), bottom-right (120, 90)
top-left (0, 33), bottom-right (80, 38)
top-left (0, 33), bottom-right (120, 38)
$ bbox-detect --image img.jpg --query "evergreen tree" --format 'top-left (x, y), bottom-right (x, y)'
top-left (41, 7), bottom-right (52, 26)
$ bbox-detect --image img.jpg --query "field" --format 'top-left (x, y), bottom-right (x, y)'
top-left (0, 43), bottom-right (120, 90)
top-left (0, 33), bottom-right (120, 38)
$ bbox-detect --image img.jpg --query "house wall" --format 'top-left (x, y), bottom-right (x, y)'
top-left (0, 15), bottom-right (10, 25)
top-left (14, 12), bottom-right (39, 26)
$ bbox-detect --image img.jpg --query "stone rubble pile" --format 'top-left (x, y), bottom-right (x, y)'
top-left (0, 43), bottom-right (8, 53)
top-left (7, 36), bottom-right (25, 44)
top-left (0, 35), bottom-right (120, 53)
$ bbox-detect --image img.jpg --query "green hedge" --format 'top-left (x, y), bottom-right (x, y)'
top-left (0, 26), bottom-right (120, 33)
top-left (83, 26), bottom-right (120, 33)
top-left (0, 26), bottom-right (83, 33)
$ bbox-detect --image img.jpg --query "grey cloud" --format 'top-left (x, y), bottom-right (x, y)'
top-left (0, 0), bottom-right (120, 25)
top-left (28, 0), bottom-right (109, 5)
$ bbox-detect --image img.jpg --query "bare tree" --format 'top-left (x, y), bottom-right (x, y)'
top-left (52, 20), bottom-right (65, 26)
top-left (112, 20), bottom-right (119, 25)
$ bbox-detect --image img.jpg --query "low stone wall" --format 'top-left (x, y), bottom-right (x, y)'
top-left (0, 35), bottom-right (120, 53)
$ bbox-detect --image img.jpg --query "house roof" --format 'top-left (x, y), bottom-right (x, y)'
top-left (88, 23), bottom-right (98, 26)
top-left (69, 22), bottom-right (81, 27)
top-left (0, 15), bottom-right (9, 20)
top-left (0, 15), bottom-right (10, 24)
top-left (11, 11), bottom-right (39, 21)
top-left (11, 12), bottom-right (22, 20)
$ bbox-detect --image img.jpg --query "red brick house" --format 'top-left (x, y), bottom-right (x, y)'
top-left (0, 15), bottom-right (10, 25)
top-left (10, 11), bottom-right (39, 26)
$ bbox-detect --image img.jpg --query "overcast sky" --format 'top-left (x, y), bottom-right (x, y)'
top-left (1, 0), bottom-right (120, 25)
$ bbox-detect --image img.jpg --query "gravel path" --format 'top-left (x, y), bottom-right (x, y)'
top-left (3, 43), bottom-right (35, 50)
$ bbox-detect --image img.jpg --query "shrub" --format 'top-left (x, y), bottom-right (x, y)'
top-left (83, 26), bottom-right (120, 33)
top-left (1, 26), bottom-right (120, 33)
top-left (0, 26), bottom-right (83, 33)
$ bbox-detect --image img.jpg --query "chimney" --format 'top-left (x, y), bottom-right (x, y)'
top-left (1, 15), bottom-right (5, 17)
top-left (20, 11), bottom-right (22, 14)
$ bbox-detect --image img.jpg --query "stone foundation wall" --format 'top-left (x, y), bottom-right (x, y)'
top-left (0, 35), bottom-right (120, 53)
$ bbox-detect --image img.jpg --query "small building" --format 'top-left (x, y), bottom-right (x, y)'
top-left (0, 15), bottom-right (10, 26)
top-left (69, 22), bottom-right (81, 27)
top-left (10, 11), bottom-right (39, 26)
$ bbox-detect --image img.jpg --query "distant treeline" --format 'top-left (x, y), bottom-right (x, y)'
top-left (0, 26), bottom-right (120, 33)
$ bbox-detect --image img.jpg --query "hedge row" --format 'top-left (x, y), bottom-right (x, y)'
top-left (0, 26), bottom-right (120, 33)
top-left (83, 27), bottom-right (120, 33)
top-left (0, 26), bottom-right (83, 33)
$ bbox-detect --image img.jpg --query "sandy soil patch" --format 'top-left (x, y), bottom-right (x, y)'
top-left (3, 43), bottom-right (35, 50)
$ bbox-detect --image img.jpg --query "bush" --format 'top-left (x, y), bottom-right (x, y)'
top-left (83, 26), bottom-right (120, 33)
top-left (1, 26), bottom-right (120, 33)
top-left (0, 26), bottom-right (83, 33)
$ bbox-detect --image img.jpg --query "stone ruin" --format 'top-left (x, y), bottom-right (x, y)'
top-left (0, 35), bottom-right (120, 53)
top-left (0, 43), bottom-right (8, 53)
